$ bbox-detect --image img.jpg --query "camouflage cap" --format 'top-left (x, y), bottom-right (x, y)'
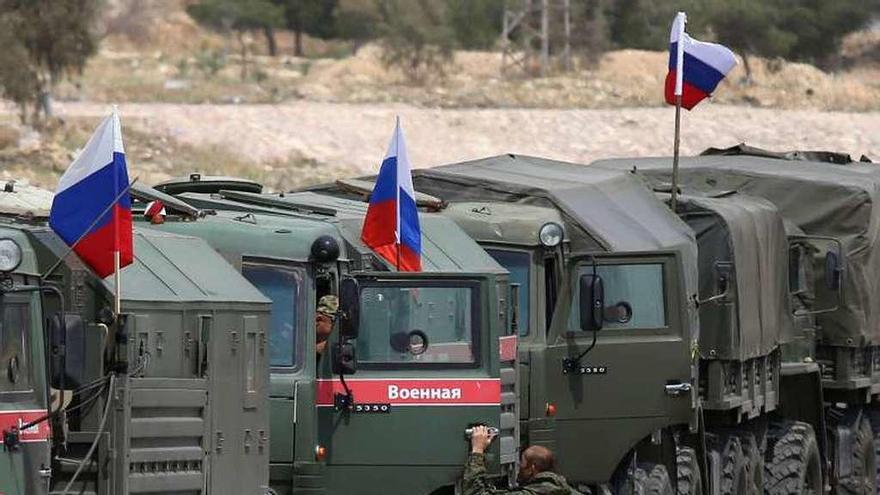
top-left (317, 295), bottom-right (338, 317)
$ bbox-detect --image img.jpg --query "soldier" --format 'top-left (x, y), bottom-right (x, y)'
top-left (463, 426), bottom-right (583, 495)
top-left (316, 295), bottom-right (338, 357)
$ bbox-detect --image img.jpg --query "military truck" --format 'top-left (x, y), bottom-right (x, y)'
top-left (312, 153), bottom-right (865, 495)
top-left (132, 176), bottom-right (517, 495)
top-left (594, 147), bottom-right (880, 494)
top-left (0, 181), bottom-right (272, 495)
top-left (309, 157), bottom-right (703, 492)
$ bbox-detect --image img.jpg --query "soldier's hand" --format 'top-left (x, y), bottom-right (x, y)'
top-left (470, 425), bottom-right (495, 454)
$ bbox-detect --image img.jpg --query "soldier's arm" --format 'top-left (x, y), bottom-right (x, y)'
top-left (462, 453), bottom-right (531, 495)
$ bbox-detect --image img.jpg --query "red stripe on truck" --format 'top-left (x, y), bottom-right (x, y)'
top-left (0, 409), bottom-right (51, 443)
top-left (316, 378), bottom-right (501, 406)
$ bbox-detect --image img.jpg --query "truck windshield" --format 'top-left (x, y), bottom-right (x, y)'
top-left (485, 249), bottom-right (530, 336)
top-left (242, 264), bottom-right (305, 369)
top-left (569, 263), bottom-right (667, 330)
top-left (358, 283), bottom-right (479, 366)
top-left (1, 302), bottom-right (31, 392)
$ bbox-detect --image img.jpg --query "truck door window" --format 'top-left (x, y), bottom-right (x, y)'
top-left (569, 263), bottom-right (667, 330)
top-left (358, 283), bottom-right (479, 367)
top-left (485, 249), bottom-right (531, 337)
top-left (242, 264), bottom-right (305, 369)
top-left (1, 302), bottom-right (30, 392)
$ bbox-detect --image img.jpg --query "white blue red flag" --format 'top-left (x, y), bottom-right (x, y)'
top-left (49, 111), bottom-right (133, 278)
top-left (361, 118), bottom-right (422, 272)
top-left (665, 12), bottom-right (737, 110)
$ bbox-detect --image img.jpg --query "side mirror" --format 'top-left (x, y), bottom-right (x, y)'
top-left (49, 313), bottom-right (86, 389)
top-left (332, 341), bottom-right (357, 375)
top-left (825, 251), bottom-right (842, 291)
top-left (579, 274), bottom-right (604, 332)
top-left (698, 262), bottom-right (732, 306)
top-left (339, 277), bottom-right (360, 339)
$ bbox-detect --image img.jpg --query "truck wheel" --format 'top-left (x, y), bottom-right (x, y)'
top-left (870, 409), bottom-right (880, 490)
top-left (716, 435), bottom-right (751, 495)
top-left (634, 462), bottom-right (674, 495)
top-left (838, 414), bottom-right (876, 495)
top-left (764, 421), bottom-right (823, 495)
top-left (676, 447), bottom-right (702, 495)
top-left (735, 432), bottom-right (763, 495)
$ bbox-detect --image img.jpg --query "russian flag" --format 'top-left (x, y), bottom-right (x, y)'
top-left (361, 119), bottom-right (422, 272)
top-left (49, 111), bottom-right (133, 278)
top-left (665, 12), bottom-right (737, 110)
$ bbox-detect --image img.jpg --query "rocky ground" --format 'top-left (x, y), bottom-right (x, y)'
top-left (3, 100), bottom-right (874, 192)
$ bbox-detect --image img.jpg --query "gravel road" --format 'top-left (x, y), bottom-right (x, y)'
top-left (52, 101), bottom-right (880, 173)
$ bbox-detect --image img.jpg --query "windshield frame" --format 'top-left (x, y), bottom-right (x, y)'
top-left (355, 277), bottom-right (483, 370)
top-left (241, 258), bottom-right (308, 373)
top-left (564, 252), bottom-right (681, 336)
top-left (484, 246), bottom-right (536, 338)
top-left (0, 293), bottom-right (36, 400)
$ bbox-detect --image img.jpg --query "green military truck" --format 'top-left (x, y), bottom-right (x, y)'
top-left (594, 147), bottom-right (880, 494)
top-left (0, 181), bottom-right (272, 495)
top-left (312, 157), bottom-right (702, 492)
top-left (134, 176), bottom-right (517, 495)
top-left (311, 152), bottom-right (866, 495)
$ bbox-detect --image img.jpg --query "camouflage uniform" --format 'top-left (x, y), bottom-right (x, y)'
top-left (462, 453), bottom-right (583, 495)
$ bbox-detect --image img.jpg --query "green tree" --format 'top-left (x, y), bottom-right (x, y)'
top-left (271, 0), bottom-right (339, 56)
top-left (445, 0), bottom-right (503, 50)
top-left (0, 0), bottom-right (100, 124)
top-left (187, 0), bottom-right (283, 79)
top-left (376, 0), bottom-right (455, 83)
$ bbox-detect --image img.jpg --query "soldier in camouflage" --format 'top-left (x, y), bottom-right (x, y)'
top-left (463, 426), bottom-right (583, 495)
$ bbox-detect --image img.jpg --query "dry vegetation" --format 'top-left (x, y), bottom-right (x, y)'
top-left (2, 1), bottom-right (880, 191)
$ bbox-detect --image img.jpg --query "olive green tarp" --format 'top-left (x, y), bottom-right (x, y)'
top-left (593, 155), bottom-right (880, 347)
top-left (674, 195), bottom-right (793, 359)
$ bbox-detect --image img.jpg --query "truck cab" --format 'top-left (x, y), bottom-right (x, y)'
top-left (0, 181), bottom-right (272, 495)
top-left (137, 177), bottom-right (517, 495)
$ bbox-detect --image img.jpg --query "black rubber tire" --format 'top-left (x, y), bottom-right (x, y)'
top-left (837, 414), bottom-right (876, 495)
top-left (764, 421), bottom-right (823, 495)
top-left (675, 447), bottom-right (702, 495)
top-left (633, 462), bottom-right (675, 495)
top-left (716, 435), bottom-right (750, 495)
top-left (869, 409), bottom-right (880, 491)
top-left (734, 432), bottom-right (762, 495)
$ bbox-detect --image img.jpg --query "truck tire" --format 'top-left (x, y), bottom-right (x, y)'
top-left (716, 435), bottom-right (751, 495)
top-left (734, 432), bottom-right (763, 495)
top-left (633, 462), bottom-right (674, 495)
top-left (675, 447), bottom-right (702, 495)
top-left (837, 414), bottom-right (876, 495)
top-left (764, 421), bottom-right (823, 495)
top-left (870, 409), bottom-right (880, 490)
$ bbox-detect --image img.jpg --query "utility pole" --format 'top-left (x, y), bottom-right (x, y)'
top-left (501, 0), bottom-right (573, 77)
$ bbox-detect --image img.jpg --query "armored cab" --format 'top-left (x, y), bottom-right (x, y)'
top-left (312, 154), bottom-right (701, 490)
top-left (137, 178), bottom-right (516, 495)
top-left (0, 182), bottom-right (271, 495)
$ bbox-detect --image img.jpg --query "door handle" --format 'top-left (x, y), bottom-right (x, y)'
top-left (665, 382), bottom-right (692, 397)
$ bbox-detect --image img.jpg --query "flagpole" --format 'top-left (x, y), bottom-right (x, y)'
top-left (396, 242), bottom-right (401, 271)
top-left (670, 12), bottom-right (686, 214)
top-left (671, 95), bottom-right (682, 213)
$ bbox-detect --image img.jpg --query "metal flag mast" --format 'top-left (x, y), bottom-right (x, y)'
top-left (112, 106), bottom-right (123, 315)
top-left (670, 12), bottom-right (686, 214)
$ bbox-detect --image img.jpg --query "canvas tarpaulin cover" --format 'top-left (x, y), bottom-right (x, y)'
top-left (674, 194), bottom-right (794, 360)
top-left (594, 155), bottom-right (880, 347)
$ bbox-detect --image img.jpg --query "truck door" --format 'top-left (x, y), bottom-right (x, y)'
top-left (317, 274), bottom-right (503, 494)
top-left (545, 253), bottom-right (693, 482)
top-left (241, 261), bottom-right (311, 492)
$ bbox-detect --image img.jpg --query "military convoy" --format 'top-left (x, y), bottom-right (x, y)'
top-left (3, 142), bottom-right (880, 495)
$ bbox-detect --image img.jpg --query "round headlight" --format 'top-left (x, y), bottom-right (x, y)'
top-left (539, 222), bottom-right (564, 248)
top-left (0, 238), bottom-right (23, 272)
